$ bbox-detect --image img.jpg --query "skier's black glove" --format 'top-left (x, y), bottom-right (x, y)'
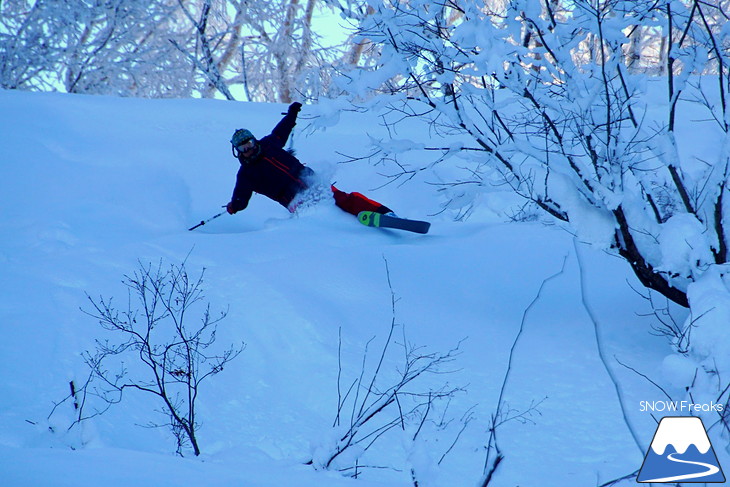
top-left (288, 102), bottom-right (302, 115)
top-left (226, 201), bottom-right (242, 215)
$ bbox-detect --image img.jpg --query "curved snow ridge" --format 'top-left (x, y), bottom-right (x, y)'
top-left (650, 417), bottom-right (712, 455)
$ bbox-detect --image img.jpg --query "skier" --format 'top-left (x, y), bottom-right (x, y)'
top-left (225, 102), bottom-right (395, 219)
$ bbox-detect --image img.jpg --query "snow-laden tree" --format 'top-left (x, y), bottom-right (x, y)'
top-left (171, 0), bottom-right (361, 102)
top-left (1, 0), bottom-right (355, 101)
top-left (1, 0), bottom-right (60, 91)
top-left (331, 0), bottom-right (730, 478)
top-left (1, 0), bottom-right (195, 97)
top-left (337, 0), bottom-right (730, 310)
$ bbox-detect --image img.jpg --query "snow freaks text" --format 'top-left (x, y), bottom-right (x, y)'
top-left (639, 401), bottom-right (725, 413)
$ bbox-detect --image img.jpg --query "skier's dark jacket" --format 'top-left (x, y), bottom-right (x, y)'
top-left (229, 110), bottom-right (311, 212)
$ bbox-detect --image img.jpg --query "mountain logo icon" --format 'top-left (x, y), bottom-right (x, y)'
top-left (637, 416), bottom-right (725, 483)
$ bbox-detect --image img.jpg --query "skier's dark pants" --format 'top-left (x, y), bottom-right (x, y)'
top-left (330, 185), bottom-right (392, 216)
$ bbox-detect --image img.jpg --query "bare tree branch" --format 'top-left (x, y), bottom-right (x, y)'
top-left (61, 258), bottom-right (244, 456)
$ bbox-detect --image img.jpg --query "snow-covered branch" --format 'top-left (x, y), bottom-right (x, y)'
top-left (333, 0), bottom-right (730, 310)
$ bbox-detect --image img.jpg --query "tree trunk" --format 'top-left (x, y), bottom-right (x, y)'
top-left (614, 206), bottom-right (689, 307)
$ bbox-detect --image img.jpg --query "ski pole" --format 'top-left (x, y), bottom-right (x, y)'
top-left (188, 210), bottom-right (226, 231)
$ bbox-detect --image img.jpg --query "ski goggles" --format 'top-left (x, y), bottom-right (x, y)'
top-left (236, 139), bottom-right (256, 152)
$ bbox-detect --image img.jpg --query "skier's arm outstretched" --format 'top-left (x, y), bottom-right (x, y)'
top-left (265, 102), bottom-right (302, 148)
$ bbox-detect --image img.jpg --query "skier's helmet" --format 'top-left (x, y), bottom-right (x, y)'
top-left (231, 128), bottom-right (255, 147)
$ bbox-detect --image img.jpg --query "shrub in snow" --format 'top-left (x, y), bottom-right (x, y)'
top-left (73, 259), bottom-right (243, 456)
top-left (308, 261), bottom-right (465, 481)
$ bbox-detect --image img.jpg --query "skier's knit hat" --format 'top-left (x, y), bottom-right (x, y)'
top-left (231, 128), bottom-right (255, 147)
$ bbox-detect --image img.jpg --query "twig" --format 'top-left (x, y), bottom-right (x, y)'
top-left (614, 356), bottom-right (675, 402)
top-left (597, 469), bottom-right (639, 487)
top-left (574, 238), bottom-right (644, 454)
top-left (480, 255), bottom-right (567, 487)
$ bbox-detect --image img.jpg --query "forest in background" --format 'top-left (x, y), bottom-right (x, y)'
top-left (3, 0), bottom-right (727, 102)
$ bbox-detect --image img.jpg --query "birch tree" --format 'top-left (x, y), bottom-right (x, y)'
top-left (1, 0), bottom-right (354, 101)
top-left (1, 0), bottom-right (194, 97)
top-left (170, 0), bottom-right (354, 102)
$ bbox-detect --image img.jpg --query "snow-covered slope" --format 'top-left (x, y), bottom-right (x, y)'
top-left (0, 89), bottom-right (719, 486)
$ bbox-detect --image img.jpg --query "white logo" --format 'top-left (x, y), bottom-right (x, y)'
top-left (637, 416), bottom-right (725, 483)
